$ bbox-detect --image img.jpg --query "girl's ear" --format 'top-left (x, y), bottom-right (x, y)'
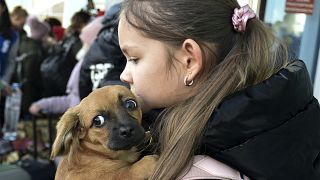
top-left (50, 105), bottom-right (81, 160)
top-left (179, 39), bottom-right (203, 81)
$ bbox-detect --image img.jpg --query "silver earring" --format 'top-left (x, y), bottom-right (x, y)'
top-left (184, 74), bottom-right (194, 86)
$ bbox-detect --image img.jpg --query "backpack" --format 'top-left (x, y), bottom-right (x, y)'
top-left (79, 3), bottom-right (126, 99)
top-left (40, 34), bottom-right (81, 97)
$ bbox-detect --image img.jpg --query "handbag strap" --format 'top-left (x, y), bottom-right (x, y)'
top-left (182, 155), bottom-right (250, 180)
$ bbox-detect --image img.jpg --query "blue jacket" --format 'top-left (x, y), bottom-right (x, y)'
top-left (0, 30), bottom-right (18, 79)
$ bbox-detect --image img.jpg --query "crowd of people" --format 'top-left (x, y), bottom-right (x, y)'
top-left (0, 0), bottom-right (124, 123)
top-left (0, 0), bottom-right (320, 179)
top-left (0, 1), bottom-right (126, 178)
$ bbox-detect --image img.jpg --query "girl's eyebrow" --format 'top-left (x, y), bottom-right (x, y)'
top-left (121, 45), bottom-right (139, 55)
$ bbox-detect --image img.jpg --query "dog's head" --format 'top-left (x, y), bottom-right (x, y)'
top-left (51, 85), bottom-right (145, 162)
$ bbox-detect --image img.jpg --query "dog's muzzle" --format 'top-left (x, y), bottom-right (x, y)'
top-left (108, 121), bottom-right (145, 151)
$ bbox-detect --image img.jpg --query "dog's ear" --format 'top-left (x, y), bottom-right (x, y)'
top-left (51, 105), bottom-right (81, 160)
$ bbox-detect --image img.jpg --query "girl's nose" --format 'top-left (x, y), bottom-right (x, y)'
top-left (120, 65), bottom-right (132, 84)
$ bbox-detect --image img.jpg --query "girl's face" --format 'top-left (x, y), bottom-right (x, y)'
top-left (118, 17), bottom-right (190, 112)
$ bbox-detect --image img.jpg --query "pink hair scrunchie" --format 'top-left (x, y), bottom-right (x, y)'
top-left (232, 4), bottom-right (256, 33)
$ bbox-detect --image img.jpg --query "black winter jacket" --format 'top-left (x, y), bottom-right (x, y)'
top-left (199, 60), bottom-right (320, 179)
top-left (79, 3), bottom-right (126, 99)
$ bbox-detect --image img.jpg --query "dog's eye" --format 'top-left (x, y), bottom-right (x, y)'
top-left (125, 99), bottom-right (137, 111)
top-left (93, 115), bottom-right (105, 127)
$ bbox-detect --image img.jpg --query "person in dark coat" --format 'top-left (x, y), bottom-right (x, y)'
top-left (11, 15), bottom-right (49, 118)
top-left (78, 3), bottom-right (127, 100)
top-left (118, 0), bottom-right (320, 180)
top-left (40, 10), bottom-right (91, 97)
top-left (28, 16), bottom-right (103, 116)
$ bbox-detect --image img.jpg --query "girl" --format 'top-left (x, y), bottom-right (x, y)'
top-left (118, 0), bottom-right (320, 179)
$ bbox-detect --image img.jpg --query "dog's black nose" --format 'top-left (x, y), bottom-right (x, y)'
top-left (119, 126), bottom-right (133, 138)
top-left (108, 121), bottom-right (145, 150)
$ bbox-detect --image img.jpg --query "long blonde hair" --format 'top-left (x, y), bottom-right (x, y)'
top-left (121, 0), bottom-right (288, 179)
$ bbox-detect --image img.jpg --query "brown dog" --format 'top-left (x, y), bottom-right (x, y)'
top-left (51, 85), bottom-right (157, 180)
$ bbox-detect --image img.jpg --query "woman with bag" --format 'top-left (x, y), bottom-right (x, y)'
top-left (29, 15), bottom-right (103, 116)
top-left (40, 10), bottom-right (91, 97)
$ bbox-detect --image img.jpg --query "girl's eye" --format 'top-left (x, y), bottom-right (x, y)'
top-left (128, 57), bottom-right (139, 64)
top-left (93, 115), bottom-right (105, 127)
top-left (124, 99), bottom-right (137, 111)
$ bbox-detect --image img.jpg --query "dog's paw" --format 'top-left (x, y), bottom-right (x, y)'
top-left (140, 155), bottom-right (158, 168)
top-left (130, 155), bottom-right (158, 179)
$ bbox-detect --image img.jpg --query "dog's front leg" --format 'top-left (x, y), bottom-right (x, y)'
top-left (128, 155), bottom-right (158, 180)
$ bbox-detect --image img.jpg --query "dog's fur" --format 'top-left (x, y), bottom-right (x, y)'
top-left (51, 85), bottom-right (157, 180)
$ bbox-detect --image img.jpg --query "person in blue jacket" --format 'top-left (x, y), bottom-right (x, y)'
top-left (118, 0), bottom-right (320, 179)
top-left (0, 0), bottom-right (18, 125)
top-left (0, 0), bottom-right (18, 91)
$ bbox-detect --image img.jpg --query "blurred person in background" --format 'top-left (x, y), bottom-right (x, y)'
top-left (26, 16), bottom-right (50, 42)
top-left (39, 10), bottom-right (91, 98)
top-left (10, 15), bottom-right (49, 119)
top-left (44, 17), bottom-right (65, 51)
top-left (10, 6), bottom-right (28, 34)
top-left (44, 17), bottom-right (64, 42)
top-left (65, 10), bottom-right (91, 38)
top-left (0, 0), bottom-right (19, 126)
top-left (78, 3), bottom-right (126, 99)
top-left (63, 10), bottom-right (91, 56)
top-left (29, 16), bottom-right (103, 116)
top-left (0, 0), bottom-right (18, 91)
